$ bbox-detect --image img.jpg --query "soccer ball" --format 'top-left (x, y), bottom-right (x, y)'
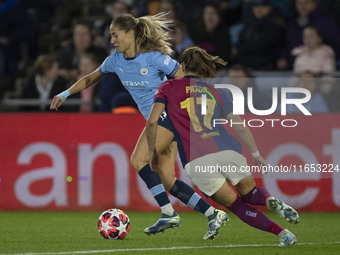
top-left (97, 208), bottom-right (130, 239)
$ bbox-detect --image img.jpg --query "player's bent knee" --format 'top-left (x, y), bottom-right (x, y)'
top-left (225, 193), bottom-right (238, 207)
top-left (235, 177), bottom-right (256, 196)
top-left (210, 181), bottom-right (238, 207)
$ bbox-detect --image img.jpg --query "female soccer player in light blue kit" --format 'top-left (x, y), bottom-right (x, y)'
top-left (50, 13), bottom-right (228, 239)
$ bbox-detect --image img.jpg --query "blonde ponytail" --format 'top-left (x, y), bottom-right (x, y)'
top-left (112, 13), bottom-right (173, 55)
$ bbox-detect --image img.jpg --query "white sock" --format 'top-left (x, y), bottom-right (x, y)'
top-left (204, 206), bottom-right (215, 218)
top-left (160, 203), bottom-right (175, 216)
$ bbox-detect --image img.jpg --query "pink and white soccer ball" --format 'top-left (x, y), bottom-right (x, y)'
top-left (97, 208), bottom-right (130, 239)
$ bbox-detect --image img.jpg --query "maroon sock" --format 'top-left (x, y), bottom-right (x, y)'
top-left (227, 196), bottom-right (284, 235)
top-left (242, 186), bottom-right (270, 206)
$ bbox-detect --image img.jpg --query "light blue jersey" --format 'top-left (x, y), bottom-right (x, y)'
top-left (99, 50), bottom-right (180, 119)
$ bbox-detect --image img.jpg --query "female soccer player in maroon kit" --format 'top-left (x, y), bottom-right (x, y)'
top-left (146, 46), bottom-right (300, 246)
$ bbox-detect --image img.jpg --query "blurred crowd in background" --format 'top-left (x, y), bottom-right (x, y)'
top-left (1, 0), bottom-right (340, 113)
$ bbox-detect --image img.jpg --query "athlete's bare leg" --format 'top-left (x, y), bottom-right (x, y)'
top-left (234, 176), bottom-right (257, 196)
top-left (130, 125), bottom-right (177, 190)
top-left (157, 141), bottom-right (177, 190)
top-left (132, 125), bottom-right (228, 239)
top-left (131, 125), bottom-right (181, 234)
top-left (210, 180), bottom-right (238, 207)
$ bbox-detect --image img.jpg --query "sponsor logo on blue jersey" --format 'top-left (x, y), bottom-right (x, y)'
top-left (122, 81), bottom-right (149, 87)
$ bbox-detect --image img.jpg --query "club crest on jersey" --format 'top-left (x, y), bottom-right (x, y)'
top-left (140, 67), bottom-right (148, 75)
top-left (201, 133), bottom-right (210, 139)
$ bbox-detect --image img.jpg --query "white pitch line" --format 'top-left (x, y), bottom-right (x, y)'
top-left (1, 242), bottom-right (340, 255)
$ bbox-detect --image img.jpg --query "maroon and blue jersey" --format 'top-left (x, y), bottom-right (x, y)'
top-left (154, 76), bottom-right (242, 167)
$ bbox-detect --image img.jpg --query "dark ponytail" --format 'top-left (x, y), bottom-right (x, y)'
top-left (181, 47), bottom-right (227, 78)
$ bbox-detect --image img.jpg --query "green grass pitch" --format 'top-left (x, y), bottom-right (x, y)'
top-left (0, 211), bottom-right (339, 255)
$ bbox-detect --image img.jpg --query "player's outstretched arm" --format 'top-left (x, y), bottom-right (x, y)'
top-left (146, 102), bottom-right (166, 172)
top-left (50, 68), bottom-right (105, 111)
top-left (227, 112), bottom-right (267, 167)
